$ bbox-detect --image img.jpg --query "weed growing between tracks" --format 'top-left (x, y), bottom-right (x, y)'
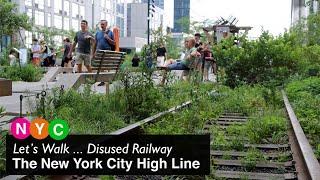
top-left (143, 84), bottom-right (289, 178)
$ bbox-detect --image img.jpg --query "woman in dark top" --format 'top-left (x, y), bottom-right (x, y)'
top-left (62, 38), bottom-right (72, 67)
top-left (40, 40), bottom-right (51, 67)
top-left (132, 54), bottom-right (140, 67)
top-left (156, 44), bottom-right (167, 67)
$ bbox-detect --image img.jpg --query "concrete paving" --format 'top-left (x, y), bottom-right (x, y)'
top-left (0, 67), bottom-right (216, 118)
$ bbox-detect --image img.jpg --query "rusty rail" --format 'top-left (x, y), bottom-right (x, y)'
top-left (282, 90), bottom-right (320, 180)
top-left (1, 100), bottom-right (192, 179)
top-left (111, 100), bottom-right (192, 135)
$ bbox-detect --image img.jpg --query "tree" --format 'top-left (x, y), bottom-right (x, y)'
top-left (176, 17), bottom-right (190, 33)
top-left (0, 0), bottom-right (31, 36)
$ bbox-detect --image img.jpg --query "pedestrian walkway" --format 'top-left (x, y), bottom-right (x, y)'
top-left (0, 67), bottom-right (216, 116)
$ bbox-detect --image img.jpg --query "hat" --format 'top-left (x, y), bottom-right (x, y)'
top-left (194, 33), bottom-right (202, 37)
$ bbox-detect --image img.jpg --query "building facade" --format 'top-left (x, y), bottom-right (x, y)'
top-left (141, 0), bottom-right (164, 9)
top-left (122, 2), bottom-right (173, 51)
top-left (173, 0), bottom-right (190, 33)
top-left (291, 0), bottom-right (320, 25)
top-left (12, 0), bottom-right (127, 48)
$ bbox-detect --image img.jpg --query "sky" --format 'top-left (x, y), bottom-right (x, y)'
top-left (189, 0), bottom-right (292, 38)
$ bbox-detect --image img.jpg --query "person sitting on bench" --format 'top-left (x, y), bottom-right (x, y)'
top-left (161, 38), bottom-right (200, 70)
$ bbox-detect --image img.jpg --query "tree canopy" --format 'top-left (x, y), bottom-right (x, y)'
top-left (0, 0), bottom-right (32, 36)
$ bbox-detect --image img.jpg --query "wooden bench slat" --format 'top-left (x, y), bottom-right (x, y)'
top-left (96, 50), bottom-right (125, 54)
top-left (92, 62), bottom-right (122, 66)
top-left (92, 64), bottom-right (121, 67)
top-left (94, 54), bottom-right (124, 58)
top-left (94, 57), bottom-right (124, 61)
top-left (92, 67), bottom-right (120, 70)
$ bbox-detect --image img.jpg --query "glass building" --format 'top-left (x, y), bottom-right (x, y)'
top-left (173, 0), bottom-right (190, 33)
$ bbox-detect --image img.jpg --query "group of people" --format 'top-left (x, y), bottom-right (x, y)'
top-left (30, 19), bottom-right (115, 81)
top-left (157, 32), bottom-right (217, 81)
top-left (29, 18), bottom-right (216, 83)
top-left (31, 39), bottom-right (56, 67)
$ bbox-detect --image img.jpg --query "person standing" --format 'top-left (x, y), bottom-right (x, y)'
top-left (156, 43), bottom-right (167, 67)
top-left (92, 19), bottom-right (115, 86)
top-left (49, 47), bottom-right (56, 66)
top-left (8, 49), bottom-right (17, 66)
top-left (68, 20), bottom-right (95, 73)
top-left (132, 53), bottom-right (140, 67)
top-left (61, 38), bottom-right (72, 67)
top-left (31, 39), bottom-right (41, 66)
top-left (39, 40), bottom-right (51, 67)
top-left (194, 33), bottom-right (203, 49)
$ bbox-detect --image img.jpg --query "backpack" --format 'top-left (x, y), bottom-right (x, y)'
top-left (106, 30), bottom-right (115, 51)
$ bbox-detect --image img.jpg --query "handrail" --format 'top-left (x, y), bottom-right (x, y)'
top-left (281, 90), bottom-right (320, 180)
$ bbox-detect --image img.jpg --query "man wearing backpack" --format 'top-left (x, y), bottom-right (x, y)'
top-left (92, 19), bottom-right (115, 86)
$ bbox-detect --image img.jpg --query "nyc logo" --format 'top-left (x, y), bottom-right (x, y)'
top-left (10, 117), bottom-right (69, 140)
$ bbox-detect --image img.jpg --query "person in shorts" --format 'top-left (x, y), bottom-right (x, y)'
top-left (31, 39), bottom-right (41, 66)
top-left (92, 19), bottom-right (115, 86)
top-left (68, 20), bottom-right (95, 73)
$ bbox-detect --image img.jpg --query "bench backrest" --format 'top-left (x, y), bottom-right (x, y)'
top-left (92, 50), bottom-right (126, 71)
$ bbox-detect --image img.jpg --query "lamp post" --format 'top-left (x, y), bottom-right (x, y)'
top-left (147, 0), bottom-right (155, 45)
top-left (147, 0), bottom-right (150, 44)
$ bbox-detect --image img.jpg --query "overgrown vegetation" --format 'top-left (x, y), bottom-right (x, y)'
top-left (213, 13), bottom-right (320, 88)
top-left (34, 71), bottom-right (199, 134)
top-left (0, 64), bottom-right (43, 82)
top-left (286, 77), bottom-right (320, 158)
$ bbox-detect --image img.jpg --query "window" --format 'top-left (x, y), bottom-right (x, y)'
top-left (72, 3), bottom-right (79, 18)
top-left (47, 0), bottom-right (51, 7)
top-left (101, 0), bottom-right (105, 8)
top-left (54, 0), bottom-right (62, 14)
top-left (25, 0), bottom-right (32, 6)
top-left (79, 6), bottom-right (84, 18)
top-left (64, 0), bottom-right (69, 15)
top-left (106, 0), bottom-right (111, 9)
top-left (35, 0), bottom-right (44, 9)
top-left (100, 12), bottom-right (106, 20)
top-left (106, 13), bottom-right (111, 22)
top-left (47, 13), bottom-right (52, 27)
top-left (35, 10), bottom-right (45, 26)
top-left (64, 17), bottom-right (70, 30)
top-left (54, 15), bottom-right (62, 29)
top-left (25, 31), bottom-right (33, 48)
top-left (72, 19), bottom-right (79, 30)
top-left (26, 8), bottom-right (32, 19)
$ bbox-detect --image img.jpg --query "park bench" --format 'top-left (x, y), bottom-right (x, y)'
top-left (92, 50), bottom-right (126, 93)
top-left (0, 78), bottom-right (12, 96)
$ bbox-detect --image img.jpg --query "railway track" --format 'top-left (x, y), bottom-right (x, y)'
top-left (205, 112), bottom-right (296, 179)
top-left (1, 90), bottom-right (320, 180)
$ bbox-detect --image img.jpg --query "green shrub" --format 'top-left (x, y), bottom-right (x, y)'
top-left (214, 32), bottom-right (300, 88)
top-left (20, 64), bottom-right (43, 81)
top-left (0, 64), bottom-right (43, 82)
top-left (286, 77), bottom-right (320, 157)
